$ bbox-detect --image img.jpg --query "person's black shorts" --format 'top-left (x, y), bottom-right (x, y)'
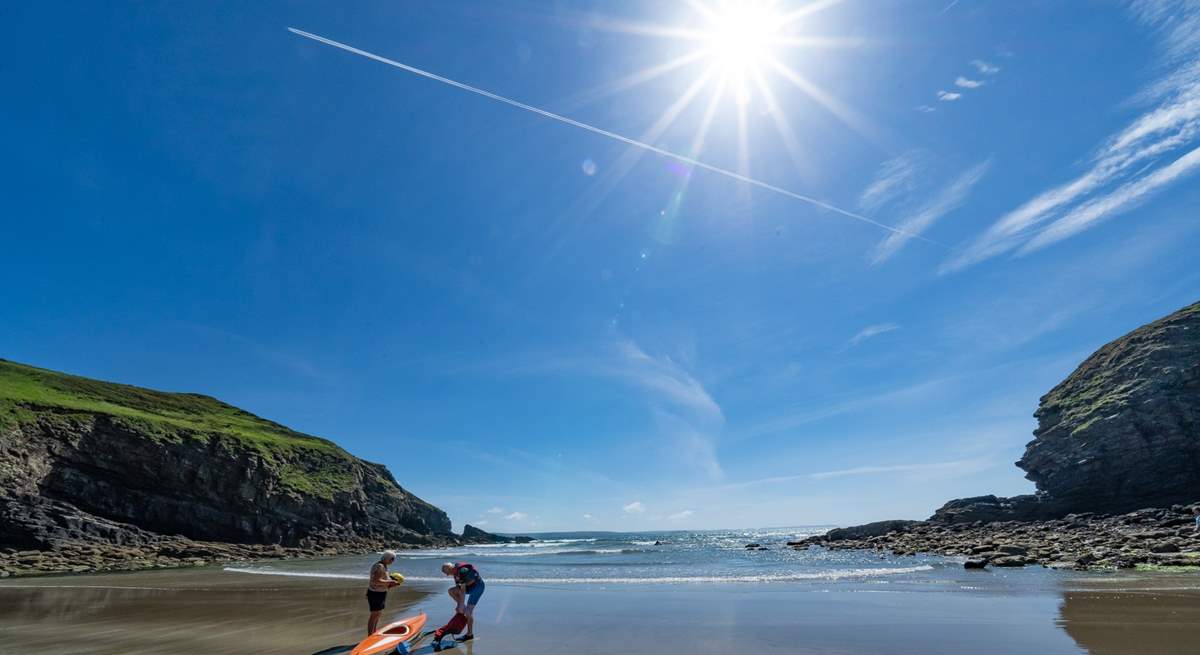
top-left (366, 590), bottom-right (387, 612)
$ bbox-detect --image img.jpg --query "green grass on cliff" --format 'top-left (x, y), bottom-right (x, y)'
top-left (0, 359), bottom-right (356, 498)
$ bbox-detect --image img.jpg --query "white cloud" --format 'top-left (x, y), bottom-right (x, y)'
top-left (970, 59), bottom-right (1001, 74)
top-left (871, 160), bottom-right (990, 264)
top-left (610, 339), bottom-right (722, 425)
top-left (623, 501), bottom-right (646, 514)
top-left (937, 90), bottom-right (962, 102)
top-left (848, 323), bottom-right (900, 347)
top-left (916, 105), bottom-right (937, 113)
top-left (611, 340), bottom-right (725, 480)
top-left (504, 511), bottom-right (528, 521)
top-left (582, 513), bottom-right (595, 520)
top-left (474, 520), bottom-right (489, 526)
top-left (668, 510), bottom-right (694, 521)
top-left (486, 507), bottom-right (505, 515)
top-left (1020, 144), bottom-right (1200, 253)
top-left (859, 152), bottom-right (923, 213)
top-left (955, 76), bottom-right (984, 89)
top-left (944, 3), bottom-right (1200, 273)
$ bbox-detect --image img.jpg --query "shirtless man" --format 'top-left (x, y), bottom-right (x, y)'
top-left (366, 550), bottom-right (400, 635)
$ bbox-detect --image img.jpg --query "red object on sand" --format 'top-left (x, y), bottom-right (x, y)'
top-left (434, 612), bottom-right (468, 639)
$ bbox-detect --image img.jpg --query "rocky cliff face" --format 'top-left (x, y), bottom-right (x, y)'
top-left (0, 360), bottom-right (452, 554)
top-left (1018, 301), bottom-right (1200, 515)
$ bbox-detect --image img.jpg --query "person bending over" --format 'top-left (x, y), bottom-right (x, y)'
top-left (441, 561), bottom-right (484, 642)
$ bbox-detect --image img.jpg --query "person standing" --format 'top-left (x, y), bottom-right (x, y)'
top-left (366, 550), bottom-right (400, 635)
top-left (441, 561), bottom-right (484, 642)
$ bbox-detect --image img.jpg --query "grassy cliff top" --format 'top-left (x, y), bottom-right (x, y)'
top-left (0, 359), bottom-right (357, 496)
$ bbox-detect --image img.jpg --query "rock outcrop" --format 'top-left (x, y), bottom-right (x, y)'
top-left (794, 503), bottom-right (1200, 571)
top-left (823, 520), bottom-right (922, 541)
top-left (803, 301), bottom-right (1200, 569)
top-left (460, 524), bottom-right (532, 544)
top-left (0, 359), bottom-right (453, 574)
top-left (931, 301), bottom-right (1200, 523)
top-left (1018, 301), bottom-right (1200, 515)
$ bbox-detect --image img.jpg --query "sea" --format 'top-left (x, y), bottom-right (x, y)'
top-left (223, 527), bottom-right (1032, 591)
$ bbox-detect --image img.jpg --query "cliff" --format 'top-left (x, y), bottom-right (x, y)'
top-left (0, 359), bottom-right (452, 559)
top-left (1018, 301), bottom-right (1200, 514)
top-left (801, 301), bottom-right (1200, 569)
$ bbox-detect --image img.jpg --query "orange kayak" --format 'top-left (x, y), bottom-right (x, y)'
top-left (350, 613), bottom-right (427, 655)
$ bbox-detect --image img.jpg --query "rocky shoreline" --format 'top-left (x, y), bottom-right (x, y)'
top-left (794, 503), bottom-right (1200, 571)
top-left (0, 535), bottom-right (456, 579)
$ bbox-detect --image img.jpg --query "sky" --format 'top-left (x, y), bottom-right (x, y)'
top-left (3, 1), bottom-right (1199, 532)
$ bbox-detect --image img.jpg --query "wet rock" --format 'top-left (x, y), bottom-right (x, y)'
top-left (963, 559), bottom-right (989, 569)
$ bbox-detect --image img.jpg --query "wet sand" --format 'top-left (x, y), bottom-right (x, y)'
top-left (3, 567), bottom-right (1200, 654)
top-left (0, 568), bottom-right (431, 655)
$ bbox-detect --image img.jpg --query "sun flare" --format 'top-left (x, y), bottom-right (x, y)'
top-left (577, 0), bottom-right (867, 183)
top-left (702, 4), bottom-right (783, 79)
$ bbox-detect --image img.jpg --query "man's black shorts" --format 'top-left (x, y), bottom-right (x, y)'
top-left (366, 590), bottom-right (387, 612)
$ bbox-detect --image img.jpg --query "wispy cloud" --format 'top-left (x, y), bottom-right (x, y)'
top-left (945, 2), bottom-right (1200, 272)
top-left (623, 501), bottom-right (646, 514)
top-left (871, 160), bottom-right (990, 264)
top-left (582, 513), bottom-right (595, 521)
top-left (971, 59), bottom-right (1001, 75)
top-left (937, 90), bottom-right (962, 102)
top-left (848, 323), bottom-right (900, 347)
top-left (955, 76), bottom-right (984, 89)
top-left (916, 105), bottom-right (937, 113)
top-left (716, 458), bottom-right (991, 491)
top-left (504, 511), bottom-right (528, 521)
top-left (731, 375), bottom-right (954, 442)
top-left (486, 507), bottom-right (505, 515)
top-left (809, 460), bottom-right (987, 480)
top-left (1021, 144), bottom-right (1200, 252)
top-left (610, 339), bottom-right (723, 425)
top-left (668, 509), bottom-right (695, 521)
top-left (858, 152), bottom-right (923, 213)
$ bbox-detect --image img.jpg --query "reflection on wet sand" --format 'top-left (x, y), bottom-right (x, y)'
top-left (1058, 578), bottom-right (1200, 655)
top-left (0, 567), bottom-right (430, 655)
top-left (6, 567), bottom-right (1200, 655)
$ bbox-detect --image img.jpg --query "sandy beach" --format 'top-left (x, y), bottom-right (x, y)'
top-left (4, 564), bottom-right (1200, 655)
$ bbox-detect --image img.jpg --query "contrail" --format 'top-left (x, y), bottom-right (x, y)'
top-left (288, 27), bottom-right (940, 245)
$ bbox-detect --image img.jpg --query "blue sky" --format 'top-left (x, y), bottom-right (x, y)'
top-left (3, 1), bottom-right (1199, 531)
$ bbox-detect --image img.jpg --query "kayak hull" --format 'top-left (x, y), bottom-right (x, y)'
top-left (350, 613), bottom-right (427, 655)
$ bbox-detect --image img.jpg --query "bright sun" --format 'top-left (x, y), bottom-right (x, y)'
top-left (703, 4), bottom-right (782, 79)
top-left (585, 1), bottom-right (864, 179)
